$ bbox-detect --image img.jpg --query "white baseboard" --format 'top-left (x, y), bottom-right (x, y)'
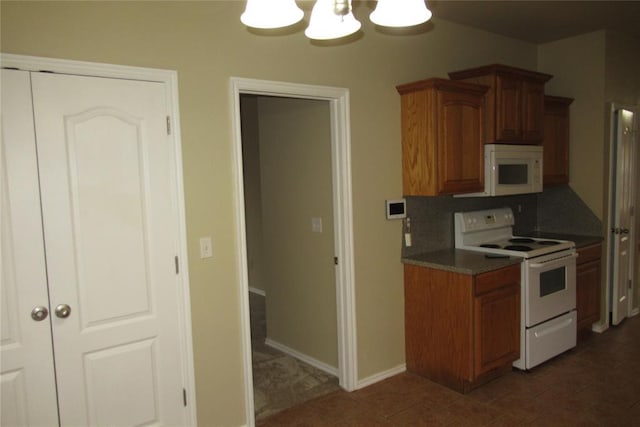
top-left (592, 320), bottom-right (608, 333)
top-left (630, 308), bottom-right (640, 317)
top-left (264, 338), bottom-right (338, 377)
top-left (356, 364), bottom-right (406, 390)
top-left (249, 287), bottom-right (266, 296)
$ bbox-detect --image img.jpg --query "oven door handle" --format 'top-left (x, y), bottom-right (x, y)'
top-left (528, 252), bottom-right (579, 269)
top-left (534, 316), bottom-right (574, 338)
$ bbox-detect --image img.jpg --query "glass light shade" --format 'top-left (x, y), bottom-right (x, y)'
top-left (240, 0), bottom-right (304, 29)
top-left (370, 0), bottom-right (432, 27)
top-left (305, 0), bottom-right (362, 40)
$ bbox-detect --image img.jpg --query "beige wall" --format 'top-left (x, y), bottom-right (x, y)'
top-left (605, 32), bottom-right (640, 106)
top-left (538, 31), bottom-right (607, 220)
top-left (257, 96), bottom-right (337, 367)
top-left (1, 2), bottom-right (539, 425)
top-left (539, 30), bottom-right (640, 318)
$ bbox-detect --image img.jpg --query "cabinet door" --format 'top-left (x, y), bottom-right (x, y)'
top-left (1, 69), bottom-right (60, 426)
top-left (522, 81), bottom-right (545, 143)
top-left (543, 101), bottom-right (570, 186)
top-left (495, 75), bottom-right (522, 141)
top-left (577, 259), bottom-right (601, 331)
top-left (474, 285), bottom-right (520, 376)
top-left (436, 89), bottom-right (485, 194)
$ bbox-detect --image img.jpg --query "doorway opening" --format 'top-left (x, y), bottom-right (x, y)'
top-left (241, 94), bottom-right (339, 419)
top-left (230, 78), bottom-right (357, 426)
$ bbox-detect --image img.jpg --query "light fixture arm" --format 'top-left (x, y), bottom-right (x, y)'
top-left (334, 0), bottom-right (351, 16)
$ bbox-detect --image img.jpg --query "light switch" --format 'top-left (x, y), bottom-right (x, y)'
top-left (311, 217), bottom-right (323, 233)
top-left (199, 236), bottom-right (213, 259)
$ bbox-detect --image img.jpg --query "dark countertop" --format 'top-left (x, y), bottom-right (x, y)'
top-left (402, 248), bottom-right (522, 275)
top-left (402, 233), bottom-right (602, 275)
top-left (527, 231), bottom-right (603, 248)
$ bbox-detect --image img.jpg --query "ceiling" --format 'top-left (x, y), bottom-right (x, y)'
top-left (428, 0), bottom-right (640, 44)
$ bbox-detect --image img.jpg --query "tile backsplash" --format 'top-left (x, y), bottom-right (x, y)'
top-left (402, 185), bottom-right (602, 257)
top-left (536, 185), bottom-right (602, 236)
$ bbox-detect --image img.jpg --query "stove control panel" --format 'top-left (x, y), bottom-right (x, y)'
top-left (455, 207), bottom-right (514, 232)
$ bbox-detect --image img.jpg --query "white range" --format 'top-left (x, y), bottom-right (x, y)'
top-left (454, 207), bottom-right (578, 370)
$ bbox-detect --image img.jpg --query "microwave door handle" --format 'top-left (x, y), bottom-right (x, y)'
top-left (528, 252), bottom-right (579, 269)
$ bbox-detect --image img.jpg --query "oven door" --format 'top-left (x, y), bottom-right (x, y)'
top-left (524, 251), bottom-right (577, 327)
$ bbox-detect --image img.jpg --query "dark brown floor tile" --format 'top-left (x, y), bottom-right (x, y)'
top-left (444, 398), bottom-right (504, 426)
top-left (488, 390), bottom-right (560, 424)
top-left (386, 400), bottom-right (458, 427)
top-left (258, 404), bottom-right (328, 427)
top-left (305, 391), bottom-right (372, 424)
top-left (350, 372), bottom-right (451, 418)
top-left (257, 314), bottom-right (640, 426)
top-left (528, 407), bottom-right (601, 427)
top-left (486, 413), bottom-right (532, 426)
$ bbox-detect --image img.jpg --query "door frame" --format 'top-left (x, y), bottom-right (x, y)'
top-left (0, 53), bottom-right (198, 425)
top-left (605, 102), bottom-right (639, 327)
top-left (230, 77), bottom-right (358, 425)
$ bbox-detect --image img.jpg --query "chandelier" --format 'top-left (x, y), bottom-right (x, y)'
top-left (240, 0), bottom-right (432, 40)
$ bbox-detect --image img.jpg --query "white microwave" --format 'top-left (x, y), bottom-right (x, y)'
top-left (459, 144), bottom-right (543, 197)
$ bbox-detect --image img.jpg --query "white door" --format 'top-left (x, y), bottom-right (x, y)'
top-left (1, 69), bottom-right (189, 426)
top-left (1, 69), bottom-right (60, 426)
top-left (610, 108), bottom-right (636, 325)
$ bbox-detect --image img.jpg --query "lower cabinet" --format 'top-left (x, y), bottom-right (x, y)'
top-left (404, 263), bottom-right (520, 393)
top-left (576, 243), bottom-right (602, 340)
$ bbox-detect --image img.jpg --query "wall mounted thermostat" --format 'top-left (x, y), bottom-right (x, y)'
top-left (385, 198), bottom-right (406, 220)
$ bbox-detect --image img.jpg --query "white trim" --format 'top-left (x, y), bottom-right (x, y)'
top-left (630, 308), bottom-right (640, 317)
top-left (356, 364), bottom-right (407, 390)
top-left (264, 338), bottom-right (339, 377)
top-left (248, 287), bottom-right (266, 297)
top-left (605, 102), bottom-right (639, 327)
top-left (0, 53), bottom-right (198, 426)
top-left (230, 77), bottom-right (357, 427)
top-left (591, 321), bottom-right (608, 334)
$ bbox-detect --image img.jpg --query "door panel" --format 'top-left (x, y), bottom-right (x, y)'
top-left (611, 108), bottom-right (634, 325)
top-left (67, 110), bottom-right (153, 326)
top-left (1, 69), bottom-right (60, 426)
top-left (84, 339), bottom-right (159, 426)
top-left (30, 72), bottom-right (185, 426)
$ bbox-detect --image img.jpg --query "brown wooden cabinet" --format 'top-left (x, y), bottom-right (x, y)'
top-left (449, 64), bottom-right (552, 145)
top-left (396, 78), bottom-right (487, 196)
top-left (543, 95), bottom-right (573, 186)
top-left (404, 263), bottom-right (520, 393)
top-left (576, 243), bottom-right (602, 340)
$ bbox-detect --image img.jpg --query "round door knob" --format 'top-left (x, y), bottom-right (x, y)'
top-left (31, 306), bottom-right (49, 321)
top-left (55, 304), bottom-right (71, 319)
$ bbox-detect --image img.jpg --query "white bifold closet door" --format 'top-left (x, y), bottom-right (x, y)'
top-left (1, 69), bottom-right (188, 426)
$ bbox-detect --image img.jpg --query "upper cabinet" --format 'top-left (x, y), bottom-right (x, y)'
top-left (396, 78), bottom-right (488, 196)
top-left (543, 95), bottom-right (573, 186)
top-left (449, 64), bottom-right (552, 145)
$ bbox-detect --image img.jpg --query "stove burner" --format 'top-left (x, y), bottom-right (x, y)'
top-left (504, 245), bottom-right (533, 251)
top-left (479, 244), bottom-right (502, 249)
top-left (509, 238), bottom-right (535, 244)
top-left (537, 240), bottom-right (560, 246)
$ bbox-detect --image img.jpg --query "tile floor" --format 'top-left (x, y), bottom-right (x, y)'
top-left (250, 292), bottom-right (340, 420)
top-left (258, 314), bottom-right (640, 426)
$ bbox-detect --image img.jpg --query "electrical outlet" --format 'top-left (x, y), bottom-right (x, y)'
top-left (199, 236), bottom-right (213, 259)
